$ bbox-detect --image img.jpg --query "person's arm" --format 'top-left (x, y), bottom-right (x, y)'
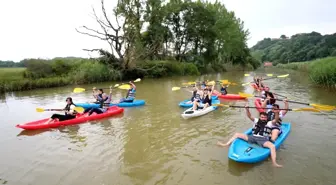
top-left (271, 111), bottom-right (280, 125)
top-left (129, 81), bottom-right (136, 89)
top-left (245, 103), bottom-right (255, 122)
top-left (281, 99), bottom-right (289, 115)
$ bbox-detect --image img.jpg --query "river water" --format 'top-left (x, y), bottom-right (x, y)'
top-left (0, 68), bottom-right (335, 185)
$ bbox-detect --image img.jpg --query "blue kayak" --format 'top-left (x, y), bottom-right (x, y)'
top-left (228, 123), bottom-right (291, 163)
top-left (179, 99), bottom-right (220, 108)
top-left (76, 100), bottom-right (145, 109)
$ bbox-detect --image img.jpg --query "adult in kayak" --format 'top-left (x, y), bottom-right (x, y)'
top-left (119, 81), bottom-right (136, 103)
top-left (267, 99), bottom-right (289, 143)
top-left (45, 97), bottom-right (78, 124)
top-left (220, 83), bottom-right (229, 95)
top-left (84, 87), bottom-right (112, 114)
top-left (217, 103), bottom-right (282, 167)
top-left (192, 84), bottom-right (214, 111)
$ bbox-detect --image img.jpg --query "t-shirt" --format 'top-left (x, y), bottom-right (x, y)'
top-left (68, 104), bottom-right (76, 114)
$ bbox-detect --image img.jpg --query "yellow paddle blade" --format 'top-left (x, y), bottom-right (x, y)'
top-left (238, 92), bottom-right (253, 98)
top-left (133, 78), bottom-right (141, 82)
top-left (188, 82), bottom-right (196, 85)
top-left (266, 74), bottom-right (273, 77)
top-left (118, 84), bottom-right (131, 90)
top-left (244, 74), bottom-right (250, 76)
top-left (73, 88), bottom-right (85, 93)
top-left (114, 84), bottom-right (120, 87)
top-left (292, 108), bottom-right (321, 112)
top-left (311, 104), bottom-right (336, 111)
top-left (207, 81), bottom-right (215, 85)
top-left (36, 108), bottom-right (45, 112)
top-left (74, 107), bottom-right (85, 113)
top-left (231, 83), bottom-right (238, 85)
top-left (242, 82), bottom-right (251, 86)
top-left (172, 87), bottom-right (181, 91)
top-left (277, 74), bottom-right (289, 78)
top-left (221, 80), bottom-right (229, 84)
top-left (213, 104), bottom-right (229, 107)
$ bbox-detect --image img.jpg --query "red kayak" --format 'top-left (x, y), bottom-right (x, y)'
top-left (254, 98), bottom-right (265, 112)
top-left (218, 94), bottom-right (246, 100)
top-left (16, 106), bottom-right (124, 130)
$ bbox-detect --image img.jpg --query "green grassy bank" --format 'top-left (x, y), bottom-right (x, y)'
top-left (0, 58), bottom-right (256, 93)
top-left (276, 57), bottom-right (336, 88)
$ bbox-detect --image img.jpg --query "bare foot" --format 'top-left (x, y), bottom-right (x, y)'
top-left (217, 141), bottom-right (229, 147)
top-left (273, 163), bottom-right (283, 168)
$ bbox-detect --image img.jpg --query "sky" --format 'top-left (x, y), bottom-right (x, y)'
top-left (0, 0), bottom-right (335, 62)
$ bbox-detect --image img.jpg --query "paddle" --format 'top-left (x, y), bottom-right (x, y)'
top-left (36, 107), bottom-right (85, 113)
top-left (73, 78), bottom-right (141, 93)
top-left (242, 74), bottom-right (289, 86)
top-left (212, 104), bottom-right (321, 112)
top-left (172, 85), bottom-right (195, 91)
top-left (244, 74), bottom-right (273, 77)
top-left (238, 92), bottom-right (335, 111)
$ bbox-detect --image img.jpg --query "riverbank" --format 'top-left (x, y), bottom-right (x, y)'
top-left (0, 59), bottom-right (255, 93)
top-left (276, 57), bottom-right (336, 88)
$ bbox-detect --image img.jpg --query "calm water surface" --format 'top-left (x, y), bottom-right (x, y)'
top-left (0, 69), bottom-right (335, 185)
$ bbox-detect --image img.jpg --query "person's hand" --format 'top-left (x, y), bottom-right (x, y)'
top-left (283, 98), bottom-right (288, 103)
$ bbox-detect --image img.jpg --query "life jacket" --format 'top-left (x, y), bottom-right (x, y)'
top-left (221, 87), bottom-right (227, 95)
top-left (126, 88), bottom-right (136, 99)
top-left (64, 103), bottom-right (77, 115)
top-left (202, 95), bottom-right (211, 106)
top-left (98, 94), bottom-right (111, 109)
top-left (267, 111), bottom-right (282, 125)
top-left (252, 119), bottom-right (272, 137)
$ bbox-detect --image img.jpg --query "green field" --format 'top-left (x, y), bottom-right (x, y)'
top-left (0, 67), bottom-right (26, 81)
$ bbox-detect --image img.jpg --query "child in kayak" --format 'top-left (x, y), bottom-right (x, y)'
top-left (45, 97), bottom-right (78, 124)
top-left (85, 87), bottom-right (112, 116)
top-left (119, 81), bottom-right (136, 103)
top-left (192, 84), bottom-right (214, 110)
top-left (220, 83), bottom-right (229, 95)
top-left (217, 103), bottom-right (282, 168)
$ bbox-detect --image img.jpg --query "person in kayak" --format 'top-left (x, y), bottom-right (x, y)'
top-left (261, 86), bottom-right (270, 100)
top-left (185, 86), bottom-right (200, 104)
top-left (267, 99), bottom-right (289, 143)
top-left (85, 87), bottom-right (113, 116)
top-left (220, 83), bottom-right (229, 95)
top-left (84, 88), bottom-right (112, 114)
top-left (192, 84), bottom-right (214, 110)
top-left (261, 91), bottom-right (276, 111)
top-left (119, 81), bottom-right (136, 103)
top-left (45, 97), bottom-right (78, 124)
top-left (217, 103), bottom-right (282, 167)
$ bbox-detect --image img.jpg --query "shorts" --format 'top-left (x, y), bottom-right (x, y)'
top-left (247, 135), bottom-right (269, 146)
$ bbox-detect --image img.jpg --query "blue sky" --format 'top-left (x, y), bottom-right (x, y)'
top-left (0, 0), bottom-right (335, 61)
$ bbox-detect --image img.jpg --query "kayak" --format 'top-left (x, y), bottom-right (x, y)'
top-left (228, 122), bottom-right (291, 163)
top-left (179, 99), bottom-right (220, 108)
top-left (254, 98), bottom-right (265, 112)
top-left (16, 106), bottom-right (124, 130)
top-left (218, 94), bottom-right (246, 100)
top-left (76, 99), bottom-right (145, 109)
top-left (181, 105), bottom-right (218, 119)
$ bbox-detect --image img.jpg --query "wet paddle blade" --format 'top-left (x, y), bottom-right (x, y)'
top-left (292, 108), bottom-right (321, 112)
top-left (114, 84), bottom-right (120, 87)
top-left (311, 104), bottom-right (336, 111)
top-left (277, 74), bottom-right (289, 78)
top-left (242, 82), bottom-right (251, 86)
top-left (118, 84), bottom-right (131, 90)
top-left (172, 87), bottom-right (181, 91)
top-left (73, 88), bottom-right (85, 93)
top-left (266, 74), bottom-right (273, 77)
top-left (74, 107), bottom-right (85, 113)
top-left (244, 74), bottom-right (250, 76)
top-left (238, 92), bottom-right (253, 98)
top-left (36, 108), bottom-right (45, 112)
top-left (133, 78), bottom-right (141, 82)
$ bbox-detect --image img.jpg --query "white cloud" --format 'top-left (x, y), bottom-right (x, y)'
top-left (0, 0), bottom-right (335, 61)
